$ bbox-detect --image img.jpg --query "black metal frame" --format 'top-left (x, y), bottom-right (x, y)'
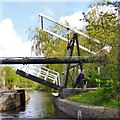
top-left (0, 57), bottom-right (105, 64)
top-left (64, 33), bottom-right (82, 88)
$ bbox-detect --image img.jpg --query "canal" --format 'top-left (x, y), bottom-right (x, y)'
top-left (0, 90), bottom-right (70, 119)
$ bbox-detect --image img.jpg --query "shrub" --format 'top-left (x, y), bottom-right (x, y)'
top-left (96, 78), bottom-right (118, 101)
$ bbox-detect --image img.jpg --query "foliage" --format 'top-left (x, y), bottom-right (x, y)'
top-left (2, 66), bottom-right (16, 89)
top-left (0, 66), bottom-right (36, 89)
top-left (32, 27), bottom-right (67, 57)
top-left (32, 27), bottom-right (68, 81)
top-left (80, 1), bottom-right (119, 103)
top-left (31, 1), bottom-right (119, 94)
top-left (31, 23), bottom-right (93, 88)
top-left (0, 66), bottom-right (57, 91)
top-left (96, 78), bottom-right (118, 100)
top-left (84, 63), bottom-right (99, 87)
top-left (83, 4), bottom-right (118, 54)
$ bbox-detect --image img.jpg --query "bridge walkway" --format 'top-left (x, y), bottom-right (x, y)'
top-left (16, 65), bottom-right (61, 90)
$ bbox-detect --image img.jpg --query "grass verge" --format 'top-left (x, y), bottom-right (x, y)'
top-left (65, 89), bottom-right (118, 108)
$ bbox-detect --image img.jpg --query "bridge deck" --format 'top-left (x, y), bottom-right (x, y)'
top-left (16, 69), bottom-right (61, 90)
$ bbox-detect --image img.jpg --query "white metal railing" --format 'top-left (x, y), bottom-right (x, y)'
top-left (39, 13), bottom-right (112, 55)
top-left (21, 65), bottom-right (61, 86)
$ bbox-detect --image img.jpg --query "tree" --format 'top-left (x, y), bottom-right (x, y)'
top-left (31, 27), bottom-right (67, 88)
top-left (83, 1), bottom-right (119, 100)
top-left (1, 66), bottom-right (36, 89)
top-left (31, 1), bottom-right (119, 91)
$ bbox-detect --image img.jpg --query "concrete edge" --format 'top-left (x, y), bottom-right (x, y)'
top-left (52, 94), bottom-right (119, 119)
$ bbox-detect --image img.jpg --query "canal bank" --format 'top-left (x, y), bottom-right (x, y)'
top-left (52, 91), bottom-right (118, 119)
top-left (0, 89), bottom-right (30, 111)
top-left (0, 90), bottom-right (70, 119)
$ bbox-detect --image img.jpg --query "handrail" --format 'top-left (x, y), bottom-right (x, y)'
top-left (39, 13), bottom-right (112, 55)
top-left (21, 65), bottom-right (61, 86)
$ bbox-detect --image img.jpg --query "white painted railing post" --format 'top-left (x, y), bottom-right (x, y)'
top-left (44, 69), bottom-right (49, 80)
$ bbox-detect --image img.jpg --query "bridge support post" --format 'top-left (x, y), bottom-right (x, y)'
top-left (64, 33), bottom-right (82, 88)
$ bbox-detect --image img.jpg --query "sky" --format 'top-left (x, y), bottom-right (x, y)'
top-left (0, 1), bottom-right (93, 57)
top-left (0, 0), bottom-right (118, 58)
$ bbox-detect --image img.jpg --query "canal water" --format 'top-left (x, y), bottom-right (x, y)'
top-left (0, 90), bottom-right (70, 119)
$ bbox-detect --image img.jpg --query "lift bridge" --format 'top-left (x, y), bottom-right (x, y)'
top-left (0, 13), bottom-right (111, 90)
top-left (16, 64), bottom-right (61, 90)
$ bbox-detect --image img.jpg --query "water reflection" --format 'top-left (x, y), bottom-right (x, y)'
top-left (0, 90), bottom-right (69, 119)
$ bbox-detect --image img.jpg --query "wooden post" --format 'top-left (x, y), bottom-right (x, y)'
top-left (2, 71), bottom-right (6, 90)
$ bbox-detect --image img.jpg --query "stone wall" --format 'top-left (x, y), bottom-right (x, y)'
top-left (0, 89), bottom-right (29, 111)
top-left (0, 92), bottom-right (21, 111)
top-left (52, 94), bottom-right (118, 119)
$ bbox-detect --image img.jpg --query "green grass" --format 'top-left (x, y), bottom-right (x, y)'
top-left (65, 89), bottom-right (118, 108)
